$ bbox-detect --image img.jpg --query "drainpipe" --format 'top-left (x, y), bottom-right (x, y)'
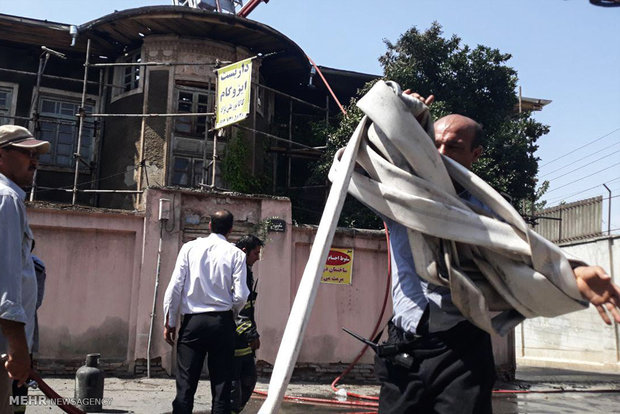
top-left (147, 198), bottom-right (171, 378)
top-left (30, 46), bottom-right (66, 201)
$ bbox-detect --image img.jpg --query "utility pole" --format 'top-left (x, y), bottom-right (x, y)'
top-left (603, 184), bottom-right (612, 235)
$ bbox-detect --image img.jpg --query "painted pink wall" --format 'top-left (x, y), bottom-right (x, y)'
top-left (283, 227), bottom-right (390, 365)
top-left (26, 189), bottom-right (512, 374)
top-left (28, 207), bottom-right (144, 363)
top-left (136, 188), bottom-right (296, 372)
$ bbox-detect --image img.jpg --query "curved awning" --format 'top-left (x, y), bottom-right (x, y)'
top-left (0, 6), bottom-right (310, 85)
top-left (78, 6), bottom-right (309, 83)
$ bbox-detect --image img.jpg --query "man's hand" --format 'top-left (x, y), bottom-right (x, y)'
top-left (5, 350), bottom-right (31, 386)
top-left (403, 89), bottom-right (435, 106)
top-left (0, 320), bottom-right (31, 386)
top-left (574, 265), bottom-right (620, 324)
top-left (164, 324), bottom-right (176, 346)
top-left (249, 338), bottom-right (261, 351)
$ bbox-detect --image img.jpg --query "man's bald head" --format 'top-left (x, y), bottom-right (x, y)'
top-left (210, 209), bottom-right (234, 236)
top-left (434, 114), bottom-right (484, 169)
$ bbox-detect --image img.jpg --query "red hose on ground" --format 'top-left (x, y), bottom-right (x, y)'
top-left (253, 389), bottom-right (378, 409)
top-left (492, 388), bottom-right (620, 394)
top-left (29, 370), bottom-right (86, 414)
top-left (329, 222), bottom-right (391, 401)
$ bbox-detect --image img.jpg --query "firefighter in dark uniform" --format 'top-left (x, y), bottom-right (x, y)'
top-left (231, 234), bottom-right (263, 413)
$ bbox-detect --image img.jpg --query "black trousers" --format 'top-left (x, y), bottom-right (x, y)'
top-left (230, 354), bottom-right (257, 413)
top-left (173, 311), bottom-right (235, 414)
top-left (374, 320), bottom-right (495, 414)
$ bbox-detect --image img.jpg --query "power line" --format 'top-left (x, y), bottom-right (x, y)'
top-left (540, 142), bottom-right (620, 178)
top-left (539, 127), bottom-right (620, 168)
top-left (545, 161), bottom-right (620, 194)
top-left (544, 176), bottom-right (620, 204)
top-left (545, 148), bottom-right (620, 182)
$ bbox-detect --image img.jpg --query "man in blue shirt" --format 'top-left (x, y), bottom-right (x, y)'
top-left (0, 125), bottom-right (49, 413)
top-left (375, 106), bottom-right (620, 413)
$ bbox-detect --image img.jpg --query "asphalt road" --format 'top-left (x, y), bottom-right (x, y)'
top-left (19, 366), bottom-right (620, 413)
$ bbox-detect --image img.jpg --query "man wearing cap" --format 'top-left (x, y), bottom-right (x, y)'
top-left (0, 124), bottom-right (49, 413)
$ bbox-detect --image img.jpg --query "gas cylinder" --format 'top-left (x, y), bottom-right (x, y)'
top-left (75, 353), bottom-right (105, 412)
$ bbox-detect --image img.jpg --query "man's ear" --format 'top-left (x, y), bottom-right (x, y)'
top-left (472, 146), bottom-right (483, 163)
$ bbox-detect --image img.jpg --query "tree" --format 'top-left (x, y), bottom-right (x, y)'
top-left (313, 22), bottom-right (548, 228)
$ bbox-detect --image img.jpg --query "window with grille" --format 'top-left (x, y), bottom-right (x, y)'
top-left (37, 96), bottom-right (96, 169)
top-left (171, 156), bottom-right (205, 187)
top-left (112, 50), bottom-right (143, 98)
top-left (174, 87), bottom-right (215, 138)
top-left (0, 83), bottom-right (17, 126)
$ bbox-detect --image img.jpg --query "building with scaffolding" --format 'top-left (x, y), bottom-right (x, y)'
top-left (0, 5), bottom-right (377, 215)
top-left (0, 5), bottom-right (397, 377)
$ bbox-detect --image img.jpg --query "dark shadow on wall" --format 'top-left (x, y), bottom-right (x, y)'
top-left (39, 317), bottom-right (129, 360)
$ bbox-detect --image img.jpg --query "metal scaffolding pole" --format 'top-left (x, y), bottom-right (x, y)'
top-left (136, 106), bottom-right (148, 204)
top-left (287, 100), bottom-right (293, 189)
top-left (88, 61), bottom-right (224, 68)
top-left (211, 131), bottom-right (218, 188)
top-left (92, 68), bottom-right (105, 206)
top-left (39, 46), bottom-right (327, 204)
top-left (72, 38), bottom-right (90, 205)
top-left (88, 112), bottom-right (214, 118)
top-left (200, 78), bottom-right (212, 188)
top-left (41, 188), bottom-right (143, 194)
top-left (0, 67), bottom-right (99, 85)
top-left (28, 52), bottom-right (50, 202)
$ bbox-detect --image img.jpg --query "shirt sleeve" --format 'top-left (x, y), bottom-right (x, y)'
top-left (0, 194), bottom-right (27, 325)
top-left (163, 244), bottom-right (189, 328)
top-left (231, 251), bottom-right (249, 315)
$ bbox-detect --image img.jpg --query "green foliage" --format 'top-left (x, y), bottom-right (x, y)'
top-left (522, 180), bottom-right (550, 215)
top-left (380, 22), bottom-right (518, 131)
top-left (312, 22), bottom-right (549, 228)
top-left (221, 131), bottom-right (269, 193)
top-left (473, 113), bottom-right (548, 203)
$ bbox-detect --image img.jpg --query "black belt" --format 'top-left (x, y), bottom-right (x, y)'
top-left (183, 310), bottom-right (233, 320)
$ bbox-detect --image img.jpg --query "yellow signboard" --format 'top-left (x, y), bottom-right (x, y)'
top-left (321, 248), bottom-right (354, 285)
top-left (215, 58), bottom-right (252, 129)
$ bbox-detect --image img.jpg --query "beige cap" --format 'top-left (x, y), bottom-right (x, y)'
top-left (0, 125), bottom-right (50, 154)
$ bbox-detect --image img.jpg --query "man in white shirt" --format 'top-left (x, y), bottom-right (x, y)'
top-left (0, 125), bottom-right (49, 414)
top-left (163, 209), bottom-right (249, 414)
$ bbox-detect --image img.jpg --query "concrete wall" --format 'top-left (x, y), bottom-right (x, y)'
top-left (28, 206), bottom-right (144, 367)
top-left (134, 188), bottom-right (293, 373)
top-left (288, 227), bottom-right (390, 365)
top-left (516, 236), bottom-right (620, 372)
top-left (27, 188), bottom-right (513, 378)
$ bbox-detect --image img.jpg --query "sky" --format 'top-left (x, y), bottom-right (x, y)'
top-left (2, 0), bottom-right (619, 232)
